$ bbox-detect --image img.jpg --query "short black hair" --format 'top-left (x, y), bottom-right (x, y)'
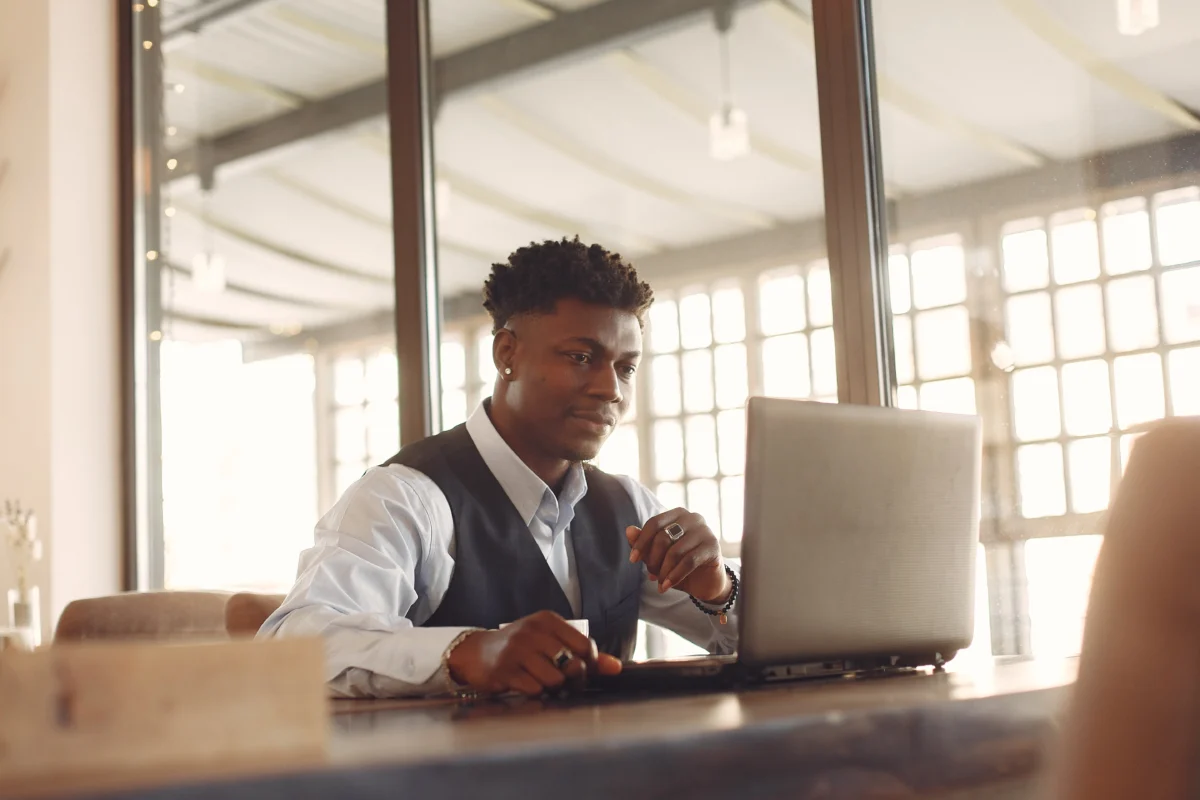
top-left (483, 236), bottom-right (654, 334)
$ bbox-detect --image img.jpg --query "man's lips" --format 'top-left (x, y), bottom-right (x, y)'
top-left (570, 411), bottom-right (617, 431)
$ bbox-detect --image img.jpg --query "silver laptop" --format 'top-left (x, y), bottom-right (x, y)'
top-left (594, 396), bottom-right (981, 690)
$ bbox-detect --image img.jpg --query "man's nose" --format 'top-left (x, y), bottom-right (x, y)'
top-left (587, 364), bottom-right (622, 403)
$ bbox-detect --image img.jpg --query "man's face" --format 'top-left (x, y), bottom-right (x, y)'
top-left (498, 298), bottom-right (642, 463)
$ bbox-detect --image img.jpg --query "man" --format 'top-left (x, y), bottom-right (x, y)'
top-left (260, 237), bottom-right (738, 698)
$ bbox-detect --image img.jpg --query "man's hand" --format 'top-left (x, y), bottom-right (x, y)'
top-left (446, 611), bottom-right (622, 695)
top-left (626, 508), bottom-right (731, 604)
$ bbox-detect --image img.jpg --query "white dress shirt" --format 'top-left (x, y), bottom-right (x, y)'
top-left (258, 403), bottom-right (740, 698)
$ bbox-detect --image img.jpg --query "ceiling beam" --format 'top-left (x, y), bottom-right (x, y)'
top-left (170, 0), bottom-right (767, 180)
top-left (162, 0), bottom-right (272, 39)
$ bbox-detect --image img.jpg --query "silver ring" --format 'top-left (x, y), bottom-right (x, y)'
top-left (664, 522), bottom-right (686, 542)
top-left (553, 648), bottom-right (572, 670)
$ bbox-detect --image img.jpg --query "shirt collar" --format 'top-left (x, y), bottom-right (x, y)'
top-left (465, 402), bottom-right (588, 527)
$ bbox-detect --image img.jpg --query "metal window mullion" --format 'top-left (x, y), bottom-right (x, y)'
top-left (1147, 199), bottom-right (1177, 420)
top-left (314, 352), bottom-right (336, 513)
top-left (743, 274), bottom-right (765, 397)
top-left (1042, 224), bottom-right (1075, 514)
top-left (812, 0), bottom-right (891, 407)
top-left (1094, 202), bottom-right (1125, 500)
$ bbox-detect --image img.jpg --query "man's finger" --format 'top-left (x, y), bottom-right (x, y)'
top-left (593, 653), bottom-right (623, 676)
top-left (521, 651), bottom-right (567, 690)
top-left (508, 670), bottom-right (545, 696)
top-left (629, 508), bottom-right (686, 563)
top-left (658, 538), bottom-right (704, 590)
top-left (644, 512), bottom-right (704, 576)
top-left (664, 546), bottom-right (718, 592)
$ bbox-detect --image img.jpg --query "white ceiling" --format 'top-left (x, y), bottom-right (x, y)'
top-left (156, 0), bottom-right (1200, 342)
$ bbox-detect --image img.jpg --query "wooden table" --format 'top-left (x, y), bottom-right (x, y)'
top-left (79, 658), bottom-right (1075, 799)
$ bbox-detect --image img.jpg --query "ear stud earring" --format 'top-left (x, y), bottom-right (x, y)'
top-left (504, 368), bottom-right (512, 376)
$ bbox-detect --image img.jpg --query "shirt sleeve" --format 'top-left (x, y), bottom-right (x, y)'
top-left (612, 475), bottom-right (741, 656)
top-left (256, 466), bottom-right (475, 698)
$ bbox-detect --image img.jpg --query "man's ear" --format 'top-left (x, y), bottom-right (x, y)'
top-left (494, 328), bottom-right (517, 379)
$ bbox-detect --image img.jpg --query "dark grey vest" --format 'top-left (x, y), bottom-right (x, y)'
top-left (381, 424), bottom-right (644, 659)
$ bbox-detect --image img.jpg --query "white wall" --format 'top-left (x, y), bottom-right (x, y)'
top-left (0, 0), bottom-right (121, 636)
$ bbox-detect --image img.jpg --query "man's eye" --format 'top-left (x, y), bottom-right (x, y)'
top-left (569, 353), bottom-right (591, 365)
top-left (619, 365), bottom-right (638, 377)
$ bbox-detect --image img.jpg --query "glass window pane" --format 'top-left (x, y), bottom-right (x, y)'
top-left (721, 476), bottom-right (744, 543)
top-left (1106, 276), bottom-right (1160, 352)
top-left (1026, 535), bottom-right (1103, 658)
top-left (679, 293), bottom-right (712, 350)
top-left (889, 253), bottom-right (911, 315)
top-left (365, 350), bottom-right (399, 402)
top-left (948, 545), bottom-right (993, 669)
top-left (1114, 353), bottom-right (1166, 429)
top-left (892, 316), bottom-right (914, 385)
top-left (653, 420), bottom-right (684, 482)
top-left (807, 261), bottom-right (834, 328)
top-left (717, 409), bottom-right (746, 476)
top-left (335, 406), bottom-right (366, 463)
top-left (649, 300), bottom-right (680, 354)
top-left (1006, 293), bottom-right (1054, 366)
top-left (1161, 267), bottom-right (1200, 344)
top-left (1050, 214), bottom-right (1101, 285)
top-left (1102, 199), bottom-right (1152, 275)
top-left (655, 483), bottom-right (685, 512)
top-left (651, 355), bottom-right (681, 417)
top-left (915, 306), bottom-right (972, 380)
top-left (897, 384), bottom-right (919, 410)
top-left (1155, 192), bottom-right (1200, 266)
top-left (334, 358), bottom-right (365, 407)
top-left (1002, 225), bottom-right (1050, 293)
top-left (810, 327), bottom-right (838, 398)
top-left (441, 389), bottom-right (468, 430)
top-left (919, 377), bottom-right (976, 415)
top-left (1060, 360), bottom-right (1112, 437)
top-left (1055, 285), bottom-right (1106, 359)
top-left (762, 334), bottom-right (811, 399)
top-left (759, 272), bottom-right (805, 335)
top-left (684, 415), bottom-right (718, 479)
top-left (711, 286), bottom-right (746, 344)
top-left (1170, 347), bottom-right (1200, 415)
top-left (595, 424), bottom-right (639, 478)
top-left (1011, 367), bottom-right (1061, 441)
top-left (477, 333), bottom-right (495, 384)
top-left (441, 339), bottom-right (466, 390)
top-left (1017, 443), bottom-right (1067, 518)
top-left (366, 400), bottom-right (399, 463)
top-left (714, 344), bottom-right (749, 410)
top-left (1068, 437), bottom-right (1112, 514)
top-left (911, 240), bottom-right (966, 309)
top-left (681, 350), bottom-right (714, 413)
top-left (686, 479), bottom-right (722, 540)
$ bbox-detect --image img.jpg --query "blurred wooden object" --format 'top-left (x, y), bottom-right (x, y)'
top-left (0, 637), bottom-right (327, 798)
top-left (1057, 417), bottom-right (1200, 799)
top-left (54, 591), bottom-right (285, 642)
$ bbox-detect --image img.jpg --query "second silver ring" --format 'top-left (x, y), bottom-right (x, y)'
top-left (664, 522), bottom-right (686, 542)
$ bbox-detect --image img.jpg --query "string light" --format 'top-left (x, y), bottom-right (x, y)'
top-left (164, 206), bottom-right (176, 217)
top-left (142, 40), bottom-right (153, 50)
top-left (148, 0), bottom-right (159, 6)
top-left (173, 84), bottom-right (185, 94)
top-left (146, 250), bottom-right (159, 261)
top-left (149, 331), bottom-right (163, 342)
top-left (166, 126), bottom-right (177, 136)
top-left (166, 158), bottom-right (178, 170)
top-left (133, 3), bottom-right (145, 11)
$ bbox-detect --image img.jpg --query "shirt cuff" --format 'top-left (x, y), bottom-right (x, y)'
top-left (376, 625), bottom-right (480, 685)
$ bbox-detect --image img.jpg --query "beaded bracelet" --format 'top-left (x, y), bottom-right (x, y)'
top-left (689, 564), bottom-right (739, 624)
